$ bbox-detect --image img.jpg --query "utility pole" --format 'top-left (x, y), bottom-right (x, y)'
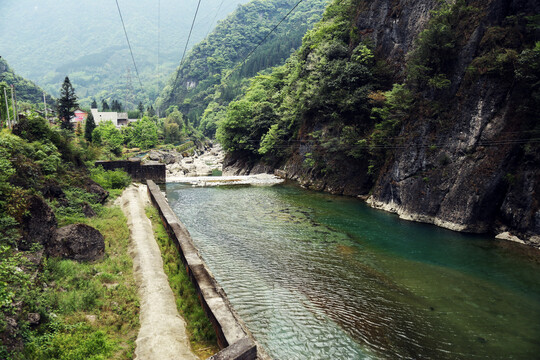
top-left (12, 85), bottom-right (19, 122)
top-left (44, 92), bottom-right (48, 122)
top-left (10, 85), bottom-right (16, 125)
top-left (4, 87), bottom-right (11, 128)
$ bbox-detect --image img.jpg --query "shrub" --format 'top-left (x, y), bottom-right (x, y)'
top-left (89, 166), bottom-right (131, 190)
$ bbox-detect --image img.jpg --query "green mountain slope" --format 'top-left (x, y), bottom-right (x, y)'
top-left (157, 0), bottom-right (329, 129)
top-left (0, 0), bottom-right (249, 108)
top-left (0, 58), bottom-right (54, 105)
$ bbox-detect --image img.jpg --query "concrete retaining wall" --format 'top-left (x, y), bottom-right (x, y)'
top-left (95, 160), bottom-right (165, 183)
top-left (146, 180), bottom-right (258, 360)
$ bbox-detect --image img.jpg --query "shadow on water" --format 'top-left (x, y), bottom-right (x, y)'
top-left (166, 182), bottom-right (540, 360)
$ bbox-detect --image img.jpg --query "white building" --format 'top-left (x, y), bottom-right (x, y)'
top-left (91, 108), bottom-right (129, 127)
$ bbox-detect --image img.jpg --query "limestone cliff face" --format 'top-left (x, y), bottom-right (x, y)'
top-left (355, 0), bottom-right (439, 74)
top-left (364, 0), bottom-right (540, 245)
top-left (223, 0), bottom-right (540, 247)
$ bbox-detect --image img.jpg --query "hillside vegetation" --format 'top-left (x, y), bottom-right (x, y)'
top-left (0, 59), bottom-right (54, 109)
top-left (157, 0), bottom-right (329, 132)
top-left (0, 112), bottom-right (141, 358)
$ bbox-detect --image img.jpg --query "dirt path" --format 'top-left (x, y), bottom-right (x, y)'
top-left (120, 184), bottom-right (198, 360)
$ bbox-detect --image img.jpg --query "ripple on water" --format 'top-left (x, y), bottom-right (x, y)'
top-left (167, 184), bottom-right (540, 360)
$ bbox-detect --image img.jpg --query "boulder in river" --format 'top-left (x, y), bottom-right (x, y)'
top-left (48, 223), bottom-right (105, 262)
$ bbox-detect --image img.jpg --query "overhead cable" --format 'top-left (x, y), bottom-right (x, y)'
top-left (206, 0), bottom-right (225, 37)
top-left (224, 0), bottom-right (306, 81)
top-left (180, 0), bottom-right (203, 67)
top-left (115, 0), bottom-right (144, 90)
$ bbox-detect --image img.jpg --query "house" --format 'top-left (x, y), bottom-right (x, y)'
top-left (90, 107), bottom-right (129, 127)
top-left (71, 110), bottom-right (87, 123)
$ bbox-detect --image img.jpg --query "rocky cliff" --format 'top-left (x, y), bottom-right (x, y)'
top-left (364, 0), bottom-right (540, 246)
top-left (222, 0), bottom-right (539, 247)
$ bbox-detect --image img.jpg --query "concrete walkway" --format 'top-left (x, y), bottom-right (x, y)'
top-left (120, 184), bottom-right (198, 360)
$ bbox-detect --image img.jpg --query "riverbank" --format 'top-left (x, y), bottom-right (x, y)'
top-left (166, 144), bottom-right (224, 178)
top-left (167, 174), bottom-right (284, 186)
top-left (166, 144), bottom-right (284, 186)
top-left (7, 200), bottom-right (140, 359)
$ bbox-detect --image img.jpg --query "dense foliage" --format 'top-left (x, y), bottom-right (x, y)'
top-left (216, 0), bottom-right (540, 179)
top-left (216, 0), bottom-right (384, 174)
top-left (0, 112), bottom-right (141, 358)
top-left (157, 0), bottom-right (328, 129)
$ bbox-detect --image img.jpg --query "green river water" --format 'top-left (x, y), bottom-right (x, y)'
top-left (166, 183), bottom-right (540, 360)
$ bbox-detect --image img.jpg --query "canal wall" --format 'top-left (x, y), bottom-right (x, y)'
top-left (146, 180), bottom-right (258, 360)
top-left (95, 160), bottom-right (165, 183)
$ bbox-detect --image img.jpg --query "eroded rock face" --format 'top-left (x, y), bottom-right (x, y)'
top-left (365, 0), bottom-right (540, 245)
top-left (355, 0), bottom-right (439, 76)
top-left (19, 196), bottom-right (57, 251)
top-left (48, 224), bottom-right (105, 262)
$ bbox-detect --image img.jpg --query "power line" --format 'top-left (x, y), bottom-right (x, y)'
top-left (224, 0), bottom-right (306, 81)
top-left (180, 0), bottom-right (203, 67)
top-left (115, 0), bottom-right (144, 91)
top-left (206, 0), bottom-right (225, 37)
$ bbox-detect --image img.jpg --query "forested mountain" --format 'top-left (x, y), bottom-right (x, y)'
top-left (218, 0), bottom-right (540, 245)
top-left (0, 0), bottom-right (249, 108)
top-left (0, 58), bottom-right (54, 107)
top-left (157, 0), bottom-right (329, 131)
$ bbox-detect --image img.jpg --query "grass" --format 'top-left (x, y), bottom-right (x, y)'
top-left (145, 205), bottom-right (219, 359)
top-left (22, 206), bottom-right (139, 360)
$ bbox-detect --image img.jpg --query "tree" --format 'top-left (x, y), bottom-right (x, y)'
top-left (90, 99), bottom-right (98, 109)
top-left (164, 122), bottom-right (181, 143)
top-left (128, 117), bottom-right (158, 149)
top-left (102, 99), bottom-right (110, 111)
top-left (75, 121), bottom-right (83, 136)
top-left (85, 111), bottom-right (96, 142)
top-left (163, 108), bottom-right (185, 144)
top-left (137, 101), bottom-right (144, 118)
top-left (93, 121), bottom-right (123, 156)
top-left (147, 105), bottom-right (155, 117)
top-left (111, 99), bottom-right (123, 112)
top-left (57, 76), bottom-right (78, 130)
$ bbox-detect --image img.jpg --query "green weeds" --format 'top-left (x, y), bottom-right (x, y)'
top-left (89, 167), bottom-right (131, 190)
top-left (145, 206), bottom-right (218, 358)
top-left (21, 206), bottom-right (139, 360)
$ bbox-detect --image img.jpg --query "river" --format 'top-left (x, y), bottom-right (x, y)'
top-left (166, 183), bottom-right (540, 359)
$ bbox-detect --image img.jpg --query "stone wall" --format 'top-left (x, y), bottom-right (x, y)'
top-left (146, 180), bottom-right (258, 360)
top-left (95, 160), bottom-right (165, 183)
